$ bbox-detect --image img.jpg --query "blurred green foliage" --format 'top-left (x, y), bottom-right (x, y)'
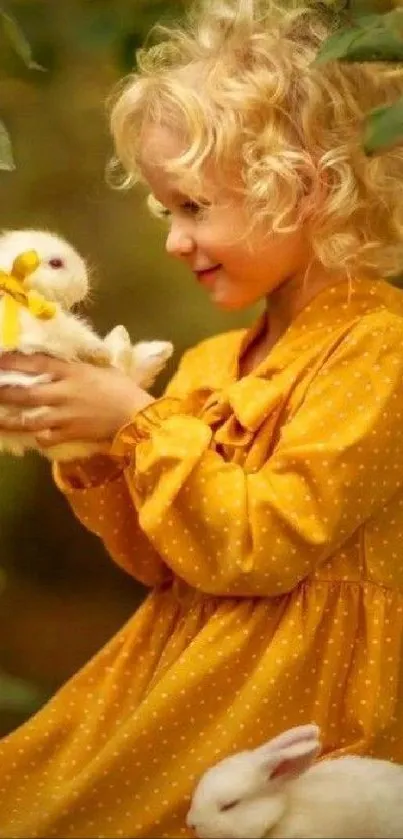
top-left (315, 3), bottom-right (403, 152)
top-left (0, 6), bottom-right (43, 169)
top-left (0, 1), bottom-right (186, 169)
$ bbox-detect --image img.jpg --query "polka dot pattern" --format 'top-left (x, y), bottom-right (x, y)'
top-left (1, 277), bottom-right (403, 838)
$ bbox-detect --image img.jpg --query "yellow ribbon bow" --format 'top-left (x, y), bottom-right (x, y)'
top-left (0, 250), bottom-right (57, 348)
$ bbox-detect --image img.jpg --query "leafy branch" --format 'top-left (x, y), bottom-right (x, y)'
top-left (315, 3), bottom-right (403, 153)
top-left (0, 5), bottom-right (45, 171)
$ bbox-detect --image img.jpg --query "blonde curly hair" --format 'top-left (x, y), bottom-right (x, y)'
top-left (109, 0), bottom-right (403, 279)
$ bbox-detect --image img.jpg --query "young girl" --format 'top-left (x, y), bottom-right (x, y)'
top-left (0, 1), bottom-right (403, 836)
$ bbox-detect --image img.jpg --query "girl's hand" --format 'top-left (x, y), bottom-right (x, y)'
top-left (0, 353), bottom-right (154, 448)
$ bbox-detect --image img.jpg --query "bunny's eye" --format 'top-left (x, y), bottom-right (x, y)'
top-left (220, 799), bottom-right (241, 812)
top-left (48, 257), bottom-right (64, 269)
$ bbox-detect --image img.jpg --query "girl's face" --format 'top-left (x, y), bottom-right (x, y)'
top-left (140, 124), bottom-right (312, 312)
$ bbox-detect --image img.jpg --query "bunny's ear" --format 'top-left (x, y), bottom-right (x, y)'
top-left (257, 724), bottom-right (320, 754)
top-left (252, 725), bottom-right (321, 784)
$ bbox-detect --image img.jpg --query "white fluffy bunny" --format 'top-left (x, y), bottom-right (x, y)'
top-left (103, 324), bottom-right (173, 390)
top-left (0, 228), bottom-right (173, 461)
top-left (187, 724), bottom-right (403, 838)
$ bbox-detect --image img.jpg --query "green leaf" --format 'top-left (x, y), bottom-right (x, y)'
top-left (0, 9), bottom-right (45, 71)
top-left (315, 10), bottom-right (403, 63)
top-left (314, 26), bottom-right (360, 63)
top-left (0, 669), bottom-right (44, 713)
top-left (0, 120), bottom-right (15, 171)
top-left (364, 97), bottom-right (403, 154)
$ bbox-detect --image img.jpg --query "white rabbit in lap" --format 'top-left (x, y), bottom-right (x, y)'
top-left (187, 724), bottom-right (403, 838)
top-left (0, 228), bottom-right (173, 461)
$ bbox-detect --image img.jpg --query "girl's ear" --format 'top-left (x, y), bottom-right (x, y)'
top-left (252, 725), bottom-right (321, 785)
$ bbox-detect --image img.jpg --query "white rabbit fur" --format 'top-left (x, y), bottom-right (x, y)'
top-left (187, 724), bottom-right (403, 839)
top-left (0, 229), bottom-right (173, 461)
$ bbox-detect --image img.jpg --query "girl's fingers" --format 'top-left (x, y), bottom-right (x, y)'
top-left (0, 382), bottom-right (67, 407)
top-left (35, 427), bottom-right (106, 449)
top-left (0, 353), bottom-right (71, 379)
top-left (0, 408), bottom-right (65, 433)
top-left (35, 428), bottom-right (74, 448)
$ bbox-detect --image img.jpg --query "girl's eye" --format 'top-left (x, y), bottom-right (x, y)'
top-left (49, 257), bottom-right (64, 269)
top-left (147, 194), bottom-right (209, 221)
top-left (180, 200), bottom-right (209, 217)
top-left (220, 799), bottom-right (241, 812)
top-left (181, 201), bottom-right (202, 215)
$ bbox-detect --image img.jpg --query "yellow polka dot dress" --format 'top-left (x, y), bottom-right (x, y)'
top-left (1, 278), bottom-right (403, 838)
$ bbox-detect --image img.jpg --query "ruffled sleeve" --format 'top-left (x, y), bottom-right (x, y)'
top-left (51, 341), bottom-right (217, 587)
top-left (53, 453), bottom-right (171, 586)
top-left (111, 311), bottom-right (403, 596)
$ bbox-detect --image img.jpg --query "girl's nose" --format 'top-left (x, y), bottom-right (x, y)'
top-left (165, 221), bottom-right (195, 259)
